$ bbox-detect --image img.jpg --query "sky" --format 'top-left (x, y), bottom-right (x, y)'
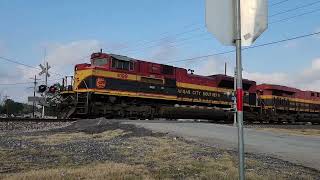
top-left (0, 0), bottom-right (320, 102)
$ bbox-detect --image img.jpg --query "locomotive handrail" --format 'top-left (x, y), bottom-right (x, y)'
top-left (83, 80), bottom-right (89, 89)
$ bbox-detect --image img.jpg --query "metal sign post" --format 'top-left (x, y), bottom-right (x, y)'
top-left (235, 0), bottom-right (245, 179)
top-left (205, 1), bottom-right (268, 179)
top-left (30, 75), bottom-right (40, 118)
top-left (234, 67), bottom-right (237, 127)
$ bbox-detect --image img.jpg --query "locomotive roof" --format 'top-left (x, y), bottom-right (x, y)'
top-left (256, 84), bottom-right (300, 93)
top-left (109, 54), bottom-right (135, 61)
top-left (207, 74), bottom-right (256, 84)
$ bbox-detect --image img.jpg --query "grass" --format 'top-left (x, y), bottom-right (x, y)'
top-left (1, 129), bottom-right (318, 180)
top-left (258, 128), bottom-right (320, 136)
top-left (21, 129), bottom-right (128, 145)
top-left (0, 146), bottom-right (77, 174)
top-left (1, 162), bottom-right (151, 180)
top-left (118, 136), bottom-right (294, 180)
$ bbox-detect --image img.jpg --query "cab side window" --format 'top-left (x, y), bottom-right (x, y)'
top-left (112, 58), bottom-right (134, 71)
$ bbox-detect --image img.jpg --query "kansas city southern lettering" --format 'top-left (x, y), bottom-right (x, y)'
top-left (178, 89), bottom-right (191, 95)
top-left (202, 91), bottom-right (221, 98)
top-left (177, 88), bottom-right (221, 98)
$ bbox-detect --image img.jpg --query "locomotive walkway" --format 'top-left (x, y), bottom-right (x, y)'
top-left (125, 120), bottom-right (320, 171)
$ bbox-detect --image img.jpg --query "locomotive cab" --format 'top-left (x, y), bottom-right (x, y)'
top-left (91, 52), bottom-right (110, 67)
top-left (90, 52), bottom-right (111, 69)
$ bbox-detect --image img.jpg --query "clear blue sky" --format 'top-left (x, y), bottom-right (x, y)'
top-left (0, 0), bottom-right (320, 102)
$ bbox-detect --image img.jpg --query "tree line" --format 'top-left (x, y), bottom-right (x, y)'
top-left (0, 99), bottom-right (37, 116)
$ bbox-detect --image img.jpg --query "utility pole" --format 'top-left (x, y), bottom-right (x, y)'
top-left (45, 62), bottom-right (48, 86)
top-left (30, 75), bottom-right (40, 118)
top-left (42, 62), bottom-right (49, 118)
top-left (3, 95), bottom-right (9, 117)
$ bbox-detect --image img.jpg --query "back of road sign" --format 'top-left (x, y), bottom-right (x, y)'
top-left (205, 0), bottom-right (268, 46)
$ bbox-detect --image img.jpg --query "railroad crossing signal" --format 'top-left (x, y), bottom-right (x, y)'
top-left (38, 61), bottom-right (51, 118)
top-left (39, 63), bottom-right (51, 77)
top-left (38, 85), bottom-right (47, 93)
top-left (205, 0), bottom-right (268, 46)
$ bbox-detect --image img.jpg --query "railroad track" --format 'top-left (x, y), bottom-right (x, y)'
top-left (1, 117), bottom-right (319, 129)
top-left (0, 118), bottom-right (78, 122)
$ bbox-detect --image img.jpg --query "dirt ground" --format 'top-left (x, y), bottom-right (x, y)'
top-left (0, 119), bottom-right (319, 180)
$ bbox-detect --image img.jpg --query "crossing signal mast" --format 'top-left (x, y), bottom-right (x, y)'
top-left (31, 75), bottom-right (41, 118)
top-left (38, 62), bottom-right (51, 118)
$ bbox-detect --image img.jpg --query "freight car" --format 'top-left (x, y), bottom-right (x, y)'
top-left (58, 51), bottom-right (320, 123)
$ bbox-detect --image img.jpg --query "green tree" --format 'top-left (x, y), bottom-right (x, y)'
top-left (3, 99), bottom-right (24, 115)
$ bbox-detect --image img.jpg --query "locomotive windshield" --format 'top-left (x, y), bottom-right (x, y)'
top-left (92, 58), bottom-right (108, 66)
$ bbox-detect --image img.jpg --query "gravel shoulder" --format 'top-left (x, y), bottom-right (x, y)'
top-left (0, 119), bottom-right (319, 179)
top-left (125, 120), bottom-right (320, 171)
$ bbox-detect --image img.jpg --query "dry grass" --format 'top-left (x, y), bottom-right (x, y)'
top-left (2, 131), bottom-right (317, 179)
top-left (22, 129), bottom-right (128, 145)
top-left (258, 128), bottom-right (320, 136)
top-left (1, 162), bottom-right (151, 180)
top-left (0, 147), bottom-right (74, 174)
top-left (118, 136), bottom-right (282, 180)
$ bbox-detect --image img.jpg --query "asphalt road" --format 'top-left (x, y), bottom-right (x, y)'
top-left (125, 120), bottom-right (320, 170)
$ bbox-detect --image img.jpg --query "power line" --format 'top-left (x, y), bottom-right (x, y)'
top-left (0, 77), bottom-right (62, 86)
top-left (133, 6), bottom-right (320, 56)
top-left (270, 0), bottom-right (320, 17)
top-left (120, 27), bottom-right (204, 54)
top-left (120, 7), bottom-right (319, 57)
top-left (0, 56), bottom-right (39, 70)
top-left (0, 82), bottom-right (35, 86)
top-left (270, 0), bottom-right (291, 7)
top-left (5, 31), bottom-right (319, 86)
top-left (167, 30), bottom-right (320, 64)
top-left (0, 56), bottom-right (64, 76)
top-left (1, 32), bottom-right (319, 87)
top-left (110, 22), bottom-right (201, 52)
top-left (115, 0), bottom-right (294, 54)
top-left (270, 8), bottom-right (320, 24)
top-left (0, 1), bottom-right (317, 75)
top-left (62, 2), bottom-right (318, 63)
top-left (126, 31), bottom-right (209, 55)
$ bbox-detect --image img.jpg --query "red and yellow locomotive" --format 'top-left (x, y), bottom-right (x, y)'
top-left (59, 51), bottom-right (320, 123)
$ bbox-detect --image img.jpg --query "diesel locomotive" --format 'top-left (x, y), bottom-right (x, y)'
top-left (58, 51), bottom-right (320, 123)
